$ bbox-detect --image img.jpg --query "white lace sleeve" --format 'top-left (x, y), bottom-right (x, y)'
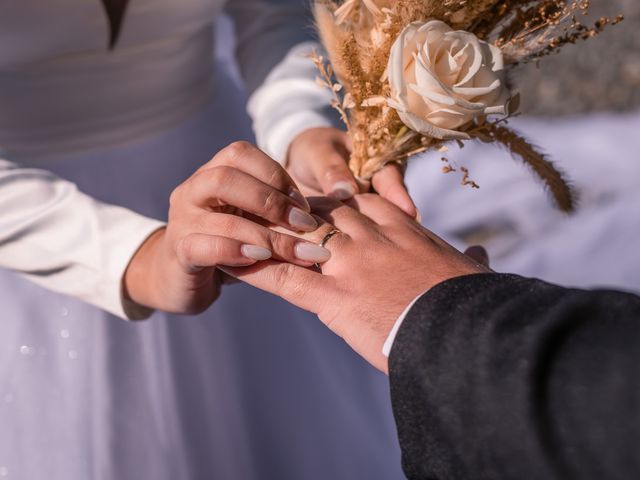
top-left (225, 0), bottom-right (340, 164)
top-left (0, 159), bottom-right (165, 319)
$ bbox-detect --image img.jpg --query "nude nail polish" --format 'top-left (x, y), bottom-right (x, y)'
top-left (288, 207), bottom-right (318, 232)
top-left (295, 243), bottom-right (331, 263)
top-left (329, 181), bottom-right (356, 201)
top-left (241, 245), bottom-right (272, 261)
top-left (289, 188), bottom-right (310, 210)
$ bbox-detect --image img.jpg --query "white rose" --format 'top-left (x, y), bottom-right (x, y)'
top-left (387, 20), bottom-right (511, 140)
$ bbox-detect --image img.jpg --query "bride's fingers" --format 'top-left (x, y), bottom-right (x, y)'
top-left (204, 141), bottom-right (310, 211)
top-left (193, 213), bottom-right (331, 266)
top-left (220, 261), bottom-right (335, 315)
top-left (185, 167), bottom-right (318, 233)
top-left (306, 139), bottom-right (359, 200)
top-left (371, 163), bottom-right (418, 218)
top-left (176, 234), bottom-right (269, 273)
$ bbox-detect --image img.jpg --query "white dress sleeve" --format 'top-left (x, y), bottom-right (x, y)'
top-left (0, 159), bottom-right (165, 319)
top-left (225, 0), bottom-right (340, 164)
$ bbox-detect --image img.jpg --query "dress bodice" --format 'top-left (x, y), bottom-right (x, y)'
top-left (0, 0), bottom-right (227, 159)
top-left (0, 0), bottom-right (224, 67)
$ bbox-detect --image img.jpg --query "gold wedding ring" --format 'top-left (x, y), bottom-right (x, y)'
top-left (319, 229), bottom-right (341, 248)
top-left (315, 228), bottom-right (341, 269)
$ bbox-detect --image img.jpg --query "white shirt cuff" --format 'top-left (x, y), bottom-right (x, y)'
top-left (382, 290), bottom-right (429, 357)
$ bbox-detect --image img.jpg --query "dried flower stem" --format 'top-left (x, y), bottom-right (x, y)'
top-left (474, 123), bottom-right (576, 211)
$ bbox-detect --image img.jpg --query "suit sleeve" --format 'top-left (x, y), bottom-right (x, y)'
top-left (224, 0), bottom-right (340, 164)
top-left (389, 273), bottom-right (640, 480)
top-left (0, 159), bottom-right (164, 319)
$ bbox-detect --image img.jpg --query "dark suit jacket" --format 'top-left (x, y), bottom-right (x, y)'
top-left (389, 273), bottom-right (640, 479)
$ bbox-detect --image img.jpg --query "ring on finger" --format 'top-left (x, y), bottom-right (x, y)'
top-left (320, 229), bottom-right (342, 248)
top-left (314, 228), bottom-right (342, 269)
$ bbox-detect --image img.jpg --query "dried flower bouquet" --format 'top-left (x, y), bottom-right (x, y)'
top-left (312, 0), bottom-right (623, 211)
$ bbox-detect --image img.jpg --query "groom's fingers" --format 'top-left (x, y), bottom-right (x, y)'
top-left (307, 197), bottom-right (379, 239)
top-left (220, 261), bottom-right (335, 314)
top-left (345, 193), bottom-right (417, 228)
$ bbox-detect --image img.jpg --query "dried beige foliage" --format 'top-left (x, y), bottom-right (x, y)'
top-left (313, 0), bottom-right (622, 211)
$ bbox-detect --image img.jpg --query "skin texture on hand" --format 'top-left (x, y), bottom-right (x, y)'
top-left (222, 194), bottom-right (490, 373)
top-left (123, 141), bottom-right (332, 315)
top-left (287, 127), bottom-right (418, 218)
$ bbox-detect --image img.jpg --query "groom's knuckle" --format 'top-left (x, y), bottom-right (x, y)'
top-left (288, 277), bottom-right (311, 301)
top-left (271, 263), bottom-right (297, 292)
top-left (271, 263), bottom-right (312, 300)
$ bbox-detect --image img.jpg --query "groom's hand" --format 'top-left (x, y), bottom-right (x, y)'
top-left (222, 195), bottom-right (489, 373)
top-left (287, 127), bottom-right (418, 218)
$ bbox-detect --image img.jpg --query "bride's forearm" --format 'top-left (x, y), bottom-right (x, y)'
top-left (123, 227), bottom-right (167, 311)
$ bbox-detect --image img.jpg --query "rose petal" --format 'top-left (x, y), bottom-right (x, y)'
top-left (409, 83), bottom-right (456, 106)
top-left (411, 83), bottom-right (486, 111)
top-left (397, 109), bottom-right (471, 140)
top-left (453, 79), bottom-right (501, 98)
top-left (454, 36), bottom-right (484, 87)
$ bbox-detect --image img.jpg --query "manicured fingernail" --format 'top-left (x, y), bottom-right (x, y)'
top-left (288, 207), bottom-right (318, 232)
top-left (241, 245), bottom-right (272, 261)
top-left (415, 208), bottom-right (422, 223)
top-left (295, 243), bottom-right (332, 263)
top-left (329, 181), bottom-right (356, 201)
top-left (289, 188), bottom-right (310, 210)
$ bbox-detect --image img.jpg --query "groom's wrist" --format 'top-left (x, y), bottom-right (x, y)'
top-left (382, 290), bottom-right (430, 357)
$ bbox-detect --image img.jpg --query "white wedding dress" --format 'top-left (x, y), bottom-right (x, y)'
top-left (0, 2), bottom-right (403, 479)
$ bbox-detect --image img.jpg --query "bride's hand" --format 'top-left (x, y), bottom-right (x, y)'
top-left (287, 127), bottom-right (418, 218)
top-left (123, 142), bottom-right (331, 315)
